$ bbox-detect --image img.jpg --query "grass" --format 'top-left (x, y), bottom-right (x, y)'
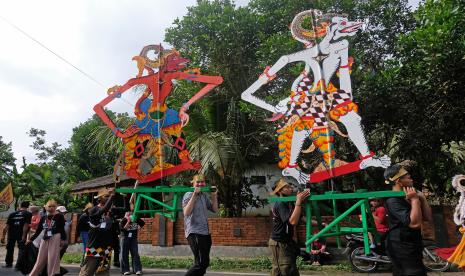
top-left (61, 253), bottom-right (351, 273)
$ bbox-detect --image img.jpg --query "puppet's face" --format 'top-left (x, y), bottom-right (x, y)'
top-left (163, 50), bottom-right (189, 72)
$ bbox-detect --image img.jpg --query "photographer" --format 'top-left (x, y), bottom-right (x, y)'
top-left (182, 174), bottom-right (218, 276)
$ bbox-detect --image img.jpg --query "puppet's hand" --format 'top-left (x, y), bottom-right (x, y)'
top-left (179, 108), bottom-right (190, 127)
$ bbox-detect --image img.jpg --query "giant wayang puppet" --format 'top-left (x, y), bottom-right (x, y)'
top-left (433, 175), bottom-right (465, 269)
top-left (94, 45), bottom-right (223, 183)
top-left (447, 174), bottom-right (465, 269)
top-left (242, 10), bottom-right (390, 184)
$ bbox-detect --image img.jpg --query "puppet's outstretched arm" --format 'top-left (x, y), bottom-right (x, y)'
top-left (175, 73), bottom-right (223, 125)
top-left (93, 77), bottom-right (150, 138)
top-left (241, 48), bottom-right (317, 113)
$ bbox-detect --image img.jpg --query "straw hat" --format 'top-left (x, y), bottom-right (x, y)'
top-left (94, 189), bottom-right (110, 199)
top-left (271, 178), bottom-right (290, 195)
top-left (83, 202), bottom-right (94, 212)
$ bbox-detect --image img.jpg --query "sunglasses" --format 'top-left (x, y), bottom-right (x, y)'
top-left (47, 205), bottom-right (57, 208)
top-left (196, 181), bottom-right (206, 183)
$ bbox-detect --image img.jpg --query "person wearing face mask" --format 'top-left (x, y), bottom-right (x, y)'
top-left (182, 174), bottom-right (218, 276)
top-left (384, 164), bottom-right (432, 276)
top-left (27, 199), bottom-right (66, 276)
top-left (269, 178), bottom-right (310, 276)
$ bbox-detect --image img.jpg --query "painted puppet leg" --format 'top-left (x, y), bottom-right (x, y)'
top-left (310, 128), bottom-right (336, 169)
top-left (337, 110), bottom-right (390, 169)
top-left (282, 129), bottom-right (310, 184)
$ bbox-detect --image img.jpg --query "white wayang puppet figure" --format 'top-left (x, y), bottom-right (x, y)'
top-left (447, 174), bottom-right (465, 269)
top-left (241, 9), bottom-right (391, 185)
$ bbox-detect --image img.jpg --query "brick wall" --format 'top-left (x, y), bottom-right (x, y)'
top-left (443, 206), bottom-right (462, 245)
top-left (137, 218), bottom-right (153, 243)
top-left (71, 213), bottom-right (78, 243)
top-left (0, 219), bottom-right (6, 236)
top-left (174, 217), bottom-right (271, 246)
top-left (1, 205), bottom-right (460, 247)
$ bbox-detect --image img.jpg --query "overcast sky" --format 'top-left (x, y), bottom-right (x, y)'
top-left (0, 0), bottom-right (419, 168)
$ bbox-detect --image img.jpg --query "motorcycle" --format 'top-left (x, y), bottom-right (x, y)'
top-left (345, 233), bottom-right (451, 273)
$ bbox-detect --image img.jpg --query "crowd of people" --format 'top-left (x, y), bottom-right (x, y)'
top-left (0, 189), bottom-right (143, 276)
top-left (0, 174), bottom-right (219, 276)
top-left (1, 166), bottom-right (463, 276)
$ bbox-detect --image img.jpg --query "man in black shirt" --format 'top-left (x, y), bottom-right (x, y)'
top-left (1, 201), bottom-right (31, 268)
top-left (79, 189), bottom-right (115, 276)
top-left (269, 178), bottom-right (310, 276)
top-left (384, 164), bottom-right (432, 276)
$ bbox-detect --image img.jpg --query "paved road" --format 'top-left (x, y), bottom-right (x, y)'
top-left (0, 266), bottom-right (269, 276)
top-left (1, 265), bottom-right (464, 276)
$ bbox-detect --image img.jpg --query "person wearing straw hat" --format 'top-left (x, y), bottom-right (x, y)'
top-left (77, 203), bottom-right (93, 258)
top-left (384, 164), bottom-right (432, 276)
top-left (182, 174), bottom-right (218, 276)
top-left (79, 189), bottom-right (115, 276)
top-left (269, 178), bottom-right (310, 276)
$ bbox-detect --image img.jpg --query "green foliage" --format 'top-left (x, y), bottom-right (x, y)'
top-left (7, 0), bottom-right (465, 211)
top-left (87, 112), bottom-right (132, 159)
top-left (165, 2), bottom-right (280, 215)
top-left (12, 121), bottom-right (119, 210)
top-left (27, 128), bottom-right (62, 163)
top-left (0, 136), bottom-right (16, 187)
top-left (62, 253), bottom-right (351, 273)
top-left (441, 141), bottom-right (465, 165)
top-left (365, 0), bottom-right (465, 194)
top-left (71, 113), bottom-right (126, 180)
top-left (165, 0), bottom-right (423, 200)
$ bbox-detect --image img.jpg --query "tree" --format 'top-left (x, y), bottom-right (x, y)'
top-left (369, 0), bottom-right (465, 194)
top-left (0, 136), bottom-right (16, 187)
top-left (165, 0), bottom-right (278, 216)
top-left (165, 0), bottom-right (418, 207)
top-left (14, 128), bottom-right (89, 209)
top-left (67, 113), bottom-right (124, 181)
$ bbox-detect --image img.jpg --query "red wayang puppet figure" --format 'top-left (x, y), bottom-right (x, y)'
top-left (94, 45), bottom-right (223, 183)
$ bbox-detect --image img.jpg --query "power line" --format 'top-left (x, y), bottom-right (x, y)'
top-left (0, 14), bottom-right (140, 108)
top-left (0, 14), bottom-right (106, 89)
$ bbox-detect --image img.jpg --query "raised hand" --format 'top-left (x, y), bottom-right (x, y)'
top-left (296, 189), bottom-right (311, 205)
top-left (115, 125), bottom-right (141, 139)
top-left (274, 100), bottom-right (289, 114)
top-left (403, 187), bottom-right (419, 201)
